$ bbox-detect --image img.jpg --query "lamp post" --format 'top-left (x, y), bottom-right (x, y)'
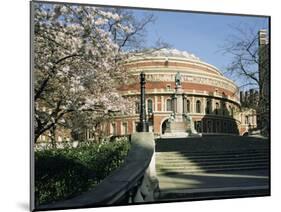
top-left (137, 72), bottom-right (149, 132)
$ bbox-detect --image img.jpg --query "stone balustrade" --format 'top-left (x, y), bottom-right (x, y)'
top-left (37, 132), bottom-right (158, 210)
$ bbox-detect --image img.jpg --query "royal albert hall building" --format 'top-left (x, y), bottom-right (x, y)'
top-left (102, 48), bottom-right (255, 138)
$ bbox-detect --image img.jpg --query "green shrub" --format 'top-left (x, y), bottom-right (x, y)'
top-left (35, 138), bottom-right (130, 206)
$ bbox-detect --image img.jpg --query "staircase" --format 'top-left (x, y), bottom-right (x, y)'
top-left (155, 136), bottom-right (270, 201)
top-left (156, 149), bottom-right (269, 174)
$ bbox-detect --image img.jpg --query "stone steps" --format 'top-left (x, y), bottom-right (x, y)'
top-left (156, 155), bottom-right (268, 162)
top-left (155, 136), bottom-right (269, 153)
top-left (157, 159), bottom-right (268, 167)
top-left (156, 150), bottom-right (268, 157)
top-left (157, 164), bottom-right (268, 174)
top-left (156, 152), bottom-right (268, 174)
top-left (156, 186), bottom-right (269, 201)
top-left (156, 148), bottom-right (268, 153)
top-left (155, 136), bottom-right (269, 201)
top-left (161, 132), bottom-right (189, 138)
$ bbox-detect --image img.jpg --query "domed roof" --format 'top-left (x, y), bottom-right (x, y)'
top-left (130, 48), bottom-right (201, 61)
top-left (126, 48), bottom-right (225, 77)
top-left (147, 48), bottom-right (201, 60)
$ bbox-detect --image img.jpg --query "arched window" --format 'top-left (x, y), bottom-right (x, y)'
top-left (111, 123), bottom-right (116, 135)
top-left (222, 103), bottom-right (226, 116)
top-left (122, 122), bottom-right (128, 135)
top-left (147, 99), bottom-right (153, 113)
top-left (206, 100), bottom-right (211, 114)
top-left (215, 102), bottom-right (219, 115)
top-left (245, 115), bottom-right (249, 124)
top-left (196, 100), bottom-right (201, 113)
top-left (186, 100), bottom-right (190, 113)
top-left (166, 99), bottom-right (172, 111)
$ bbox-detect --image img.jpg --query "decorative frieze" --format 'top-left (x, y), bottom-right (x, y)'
top-left (132, 73), bottom-right (237, 93)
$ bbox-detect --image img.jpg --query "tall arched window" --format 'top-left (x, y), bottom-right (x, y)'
top-left (166, 99), bottom-right (172, 111)
top-left (147, 99), bottom-right (153, 113)
top-left (186, 100), bottom-right (190, 113)
top-left (215, 102), bottom-right (219, 115)
top-left (206, 100), bottom-right (211, 114)
top-left (222, 102), bottom-right (226, 116)
top-left (196, 100), bottom-right (201, 113)
top-left (111, 123), bottom-right (116, 135)
top-left (245, 115), bottom-right (249, 124)
top-left (122, 122), bottom-right (128, 135)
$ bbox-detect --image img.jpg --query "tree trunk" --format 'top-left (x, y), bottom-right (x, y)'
top-left (50, 125), bottom-right (56, 148)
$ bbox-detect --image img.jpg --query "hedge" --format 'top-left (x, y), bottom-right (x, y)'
top-left (35, 138), bottom-right (130, 206)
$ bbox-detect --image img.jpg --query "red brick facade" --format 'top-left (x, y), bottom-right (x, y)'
top-left (109, 51), bottom-right (254, 137)
top-left (37, 50), bottom-right (256, 142)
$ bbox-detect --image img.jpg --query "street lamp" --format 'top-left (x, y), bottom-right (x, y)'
top-left (137, 72), bottom-right (149, 132)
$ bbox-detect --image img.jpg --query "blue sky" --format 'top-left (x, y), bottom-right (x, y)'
top-left (39, 2), bottom-right (269, 89)
top-left (132, 9), bottom-right (269, 88)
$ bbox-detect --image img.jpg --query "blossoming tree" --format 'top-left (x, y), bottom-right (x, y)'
top-left (33, 3), bottom-right (157, 143)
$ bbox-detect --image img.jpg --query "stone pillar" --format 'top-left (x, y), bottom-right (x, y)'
top-left (172, 94), bottom-right (177, 113)
top-left (175, 85), bottom-right (183, 122)
top-left (155, 96), bottom-right (158, 112)
top-left (161, 96), bottom-right (164, 112)
top-left (183, 96), bottom-right (187, 113)
top-left (192, 96), bottom-right (195, 113)
top-left (203, 97), bottom-right (206, 115)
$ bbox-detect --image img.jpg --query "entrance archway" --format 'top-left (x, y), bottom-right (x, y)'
top-left (161, 119), bottom-right (170, 134)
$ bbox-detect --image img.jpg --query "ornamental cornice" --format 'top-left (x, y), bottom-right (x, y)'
top-left (128, 71), bottom-right (238, 93)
